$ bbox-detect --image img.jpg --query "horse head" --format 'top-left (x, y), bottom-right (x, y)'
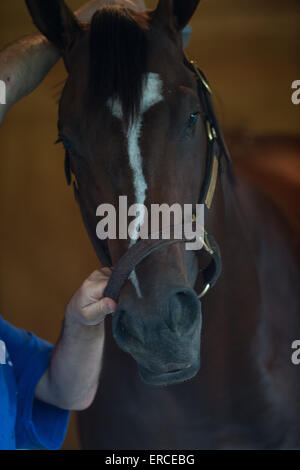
top-left (25, 0), bottom-right (214, 386)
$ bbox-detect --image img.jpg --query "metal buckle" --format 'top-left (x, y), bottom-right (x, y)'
top-left (202, 236), bottom-right (214, 255)
top-left (206, 121), bottom-right (213, 141)
top-left (205, 156), bottom-right (219, 210)
top-left (190, 61), bottom-right (212, 94)
top-left (198, 231), bottom-right (214, 255)
top-left (206, 121), bottom-right (217, 142)
top-left (191, 217), bottom-right (214, 255)
top-left (198, 283), bottom-right (210, 299)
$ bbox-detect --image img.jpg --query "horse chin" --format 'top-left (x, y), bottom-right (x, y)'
top-left (138, 359), bottom-right (200, 387)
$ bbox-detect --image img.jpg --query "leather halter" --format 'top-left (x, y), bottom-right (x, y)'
top-left (68, 59), bottom-right (231, 303)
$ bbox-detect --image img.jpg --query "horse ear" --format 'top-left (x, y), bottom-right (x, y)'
top-left (153, 0), bottom-right (200, 31)
top-left (25, 0), bottom-right (82, 52)
top-left (173, 0), bottom-right (201, 30)
top-left (153, 0), bottom-right (173, 25)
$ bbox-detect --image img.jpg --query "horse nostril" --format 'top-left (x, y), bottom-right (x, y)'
top-left (166, 288), bottom-right (200, 335)
top-left (113, 307), bottom-right (144, 346)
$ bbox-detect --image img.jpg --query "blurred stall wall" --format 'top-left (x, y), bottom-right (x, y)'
top-left (0, 0), bottom-right (299, 450)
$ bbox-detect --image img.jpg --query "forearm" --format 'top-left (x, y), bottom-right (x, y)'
top-left (0, 34), bottom-right (59, 125)
top-left (0, 0), bottom-right (146, 125)
top-left (35, 268), bottom-right (116, 410)
top-left (36, 317), bottom-right (105, 410)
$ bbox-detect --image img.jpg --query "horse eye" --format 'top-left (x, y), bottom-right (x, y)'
top-left (188, 112), bottom-right (200, 128)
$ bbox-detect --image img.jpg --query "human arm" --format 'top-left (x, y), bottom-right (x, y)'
top-left (0, 268), bottom-right (116, 449)
top-left (34, 269), bottom-right (117, 411)
top-left (0, 0), bottom-right (146, 125)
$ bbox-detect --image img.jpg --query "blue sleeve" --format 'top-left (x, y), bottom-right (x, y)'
top-left (182, 25), bottom-right (192, 46)
top-left (0, 318), bottom-right (70, 450)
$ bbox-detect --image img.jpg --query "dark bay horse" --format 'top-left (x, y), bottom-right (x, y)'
top-left (26, 0), bottom-right (300, 449)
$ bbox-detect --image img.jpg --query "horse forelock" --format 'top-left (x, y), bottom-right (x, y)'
top-left (88, 5), bottom-right (149, 126)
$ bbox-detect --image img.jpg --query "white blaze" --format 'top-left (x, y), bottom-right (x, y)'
top-left (108, 73), bottom-right (164, 298)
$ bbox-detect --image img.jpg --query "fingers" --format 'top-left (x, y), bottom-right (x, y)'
top-left (66, 267), bottom-right (117, 326)
top-left (87, 268), bottom-right (112, 282)
top-left (127, 0), bottom-right (145, 11)
top-left (80, 268), bottom-right (117, 325)
top-left (80, 278), bottom-right (108, 308)
top-left (81, 270), bottom-right (113, 306)
top-left (83, 297), bottom-right (117, 325)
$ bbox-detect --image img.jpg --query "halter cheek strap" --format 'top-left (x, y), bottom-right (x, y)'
top-left (188, 60), bottom-right (231, 210)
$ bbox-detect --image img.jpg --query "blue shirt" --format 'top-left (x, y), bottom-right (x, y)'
top-left (0, 317), bottom-right (70, 450)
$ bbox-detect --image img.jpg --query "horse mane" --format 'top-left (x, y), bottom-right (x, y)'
top-left (89, 5), bottom-right (149, 126)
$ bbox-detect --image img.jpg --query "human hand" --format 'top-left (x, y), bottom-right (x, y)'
top-left (66, 268), bottom-right (117, 326)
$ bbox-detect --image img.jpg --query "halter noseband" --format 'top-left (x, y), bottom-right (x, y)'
top-left (69, 59), bottom-right (231, 303)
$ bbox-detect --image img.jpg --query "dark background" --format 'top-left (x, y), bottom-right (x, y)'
top-left (0, 0), bottom-right (299, 449)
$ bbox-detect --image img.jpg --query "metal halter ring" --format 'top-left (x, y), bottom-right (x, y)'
top-left (198, 283), bottom-right (211, 299)
top-left (206, 121), bottom-right (217, 142)
top-left (190, 61), bottom-right (212, 94)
